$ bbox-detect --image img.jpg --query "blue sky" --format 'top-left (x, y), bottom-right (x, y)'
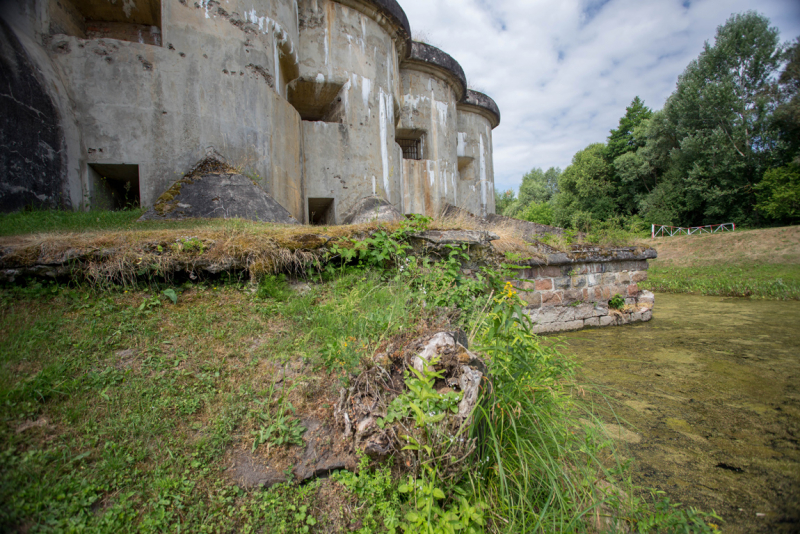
top-left (398, 0), bottom-right (800, 194)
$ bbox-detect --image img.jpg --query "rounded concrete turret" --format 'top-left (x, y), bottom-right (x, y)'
top-left (460, 90), bottom-right (501, 129)
top-left (295, 0), bottom-right (413, 223)
top-left (398, 41), bottom-right (467, 217)
top-left (456, 90), bottom-right (499, 217)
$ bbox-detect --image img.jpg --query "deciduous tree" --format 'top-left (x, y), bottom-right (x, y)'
top-left (605, 97), bottom-right (653, 161)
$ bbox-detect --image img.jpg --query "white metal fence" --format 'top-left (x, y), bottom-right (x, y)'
top-left (651, 223), bottom-right (736, 238)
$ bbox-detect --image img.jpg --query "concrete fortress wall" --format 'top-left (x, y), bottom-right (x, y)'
top-left (458, 91), bottom-right (500, 218)
top-left (399, 41), bottom-right (464, 219)
top-left (297, 0), bottom-right (405, 223)
top-left (0, 0), bottom-right (501, 224)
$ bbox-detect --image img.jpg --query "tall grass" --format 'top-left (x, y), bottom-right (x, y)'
top-left (465, 297), bottom-right (720, 533)
top-left (469, 298), bottom-right (625, 532)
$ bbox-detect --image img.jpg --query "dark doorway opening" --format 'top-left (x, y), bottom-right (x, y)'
top-left (308, 198), bottom-right (334, 225)
top-left (89, 164), bottom-right (141, 210)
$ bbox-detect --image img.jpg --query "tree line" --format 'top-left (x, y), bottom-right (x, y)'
top-left (497, 12), bottom-right (800, 231)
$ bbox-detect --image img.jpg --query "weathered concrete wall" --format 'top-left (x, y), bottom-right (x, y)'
top-left (1, 0), bottom-right (305, 219)
top-left (456, 110), bottom-right (495, 217)
top-left (297, 0), bottom-right (405, 223)
top-left (0, 0), bottom-right (500, 223)
top-left (399, 68), bottom-right (458, 217)
top-left (0, 0), bottom-right (90, 212)
top-left (457, 91), bottom-right (500, 217)
top-left (60, 0), bottom-right (301, 216)
top-left (0, 18), bottom-right (67, 211)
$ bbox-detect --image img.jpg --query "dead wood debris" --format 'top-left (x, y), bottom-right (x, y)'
top-left (334, 330), bottom-right (487, 481)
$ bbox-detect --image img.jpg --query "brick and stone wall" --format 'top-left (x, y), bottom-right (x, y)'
top-left (411, 231), bottom-right (658, 335)
top-left (513, 247), bottom-right (657, 334)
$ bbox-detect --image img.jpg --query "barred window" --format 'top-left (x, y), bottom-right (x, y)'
top-left (398, 138), bottom-right (421, 160)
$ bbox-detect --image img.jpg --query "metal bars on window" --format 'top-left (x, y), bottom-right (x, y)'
top-left (398, 138), bottom-right (421, 160)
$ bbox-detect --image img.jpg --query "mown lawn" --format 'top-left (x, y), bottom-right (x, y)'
top-left (643, 262), bottom-right (800, 300)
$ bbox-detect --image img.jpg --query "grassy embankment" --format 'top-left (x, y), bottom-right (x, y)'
top-left (0, 210), bottom-right (721, 532)
top-left (639, 226), bottom-right (800, 300)
top-left (0, 208), bottom-right (149, 236)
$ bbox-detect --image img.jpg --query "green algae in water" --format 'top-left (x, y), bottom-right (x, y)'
top-left (555, 293), bottom-right (800, 534)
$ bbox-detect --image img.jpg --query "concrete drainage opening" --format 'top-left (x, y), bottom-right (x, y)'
top-left (308, 198), bottom-right (334, 225)
top-left (89, 164), bottom-right (141, 210)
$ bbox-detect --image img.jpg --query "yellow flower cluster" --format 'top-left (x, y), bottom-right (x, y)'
top-left (503, 281), bottom-right (517, 299)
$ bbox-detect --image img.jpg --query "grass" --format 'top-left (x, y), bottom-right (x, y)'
top-left (0, 212), bottom-right (722, 532)
top-left (0, 277), bottom-right (720, 532)
top-left (643, 263), bottom-right (800, 299)
top-left (640, 226), bottom-right (800, 300)
top-left (0, 209), bottom-right (146, 236)
top-left (0, 270), bottom-right (423, 532)
top-left (0, 210), bottom-right (544, 288)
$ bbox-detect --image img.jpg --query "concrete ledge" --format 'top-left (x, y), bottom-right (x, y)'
top-left (523, 246), bottom-right (657, 267)
top-left (458, 90), bottom-right (501, 129)
top-left (413, 230), bottom-right (499, 247)
top-left (402, 41), bottom-right (467, 100)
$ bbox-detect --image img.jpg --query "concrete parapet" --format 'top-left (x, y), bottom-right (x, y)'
top-left (458, 90), bottom-right (501, 129)
top-left (402, 41), bottom-right (467, 100)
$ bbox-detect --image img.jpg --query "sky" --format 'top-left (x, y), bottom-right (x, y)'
top-left (398, 0), bottom-right (800, 194)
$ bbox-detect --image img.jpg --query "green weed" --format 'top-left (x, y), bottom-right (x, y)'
top-left (256, 274), bottom-right (292, 301)
top-left (398, 467), bottom-right (486, 534)
top-left (252, 405), bottom-right (306, 453)
top-left (609, 294), bottom-right (626, 309)
top-left (332, 455), bottom-right (402, 533)
top-left (378, 358), bottom-right (462, 430)
top-left (632, 492), bottom-right (722, 533)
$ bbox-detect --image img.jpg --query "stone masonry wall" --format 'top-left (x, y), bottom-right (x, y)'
top-left (513, 260), bottom-right (655, 334)
top-left (410, 230), bottom-right (657, 335)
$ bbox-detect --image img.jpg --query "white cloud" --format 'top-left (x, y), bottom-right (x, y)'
top-left (398, 0), bottom-right (800, 193)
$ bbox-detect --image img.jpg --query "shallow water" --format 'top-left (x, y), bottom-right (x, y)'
top-left (556, 293), bottom-right (800, 534)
